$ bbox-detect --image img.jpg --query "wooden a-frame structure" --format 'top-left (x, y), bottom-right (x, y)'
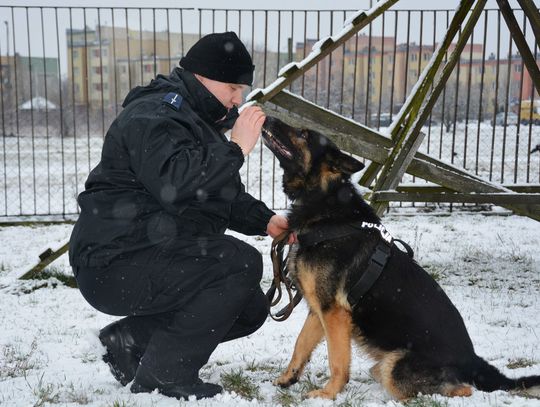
top-left (248, 0), bottom-right (540, 221)
top-left (20, 0), bottom-right (539, 280)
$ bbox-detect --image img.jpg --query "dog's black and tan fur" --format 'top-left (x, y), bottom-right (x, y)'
top-left (261, 116), bottom-right (540, 400)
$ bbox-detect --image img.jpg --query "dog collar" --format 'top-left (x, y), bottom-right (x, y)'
top-left (296, 220), bottom-right (393, 247)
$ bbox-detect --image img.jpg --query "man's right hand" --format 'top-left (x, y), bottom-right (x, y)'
top-left (230, 105), bottom-right (266, 156)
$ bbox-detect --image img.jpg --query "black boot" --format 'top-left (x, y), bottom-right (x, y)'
top-left (99, 321), bottom-right (142, 386)
top-left (130, 366), bottom-right (222, 400)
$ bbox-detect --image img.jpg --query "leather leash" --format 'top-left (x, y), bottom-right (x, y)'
top-left (265, 231), bottom-right (303, 321)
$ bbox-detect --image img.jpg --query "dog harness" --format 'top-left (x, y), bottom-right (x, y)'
top-left (297, 221), bottom-right (414, 308)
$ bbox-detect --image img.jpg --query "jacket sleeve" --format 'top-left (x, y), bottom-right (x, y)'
top-left (128, 113), bottom-right (245, 215)
top-left (228, 183), bottom-right (275, 236)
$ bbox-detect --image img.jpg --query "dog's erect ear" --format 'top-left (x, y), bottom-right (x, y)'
top-left (330, 150), bottom-right (365, 175)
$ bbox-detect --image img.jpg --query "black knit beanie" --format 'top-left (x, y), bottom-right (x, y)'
top-left (180, 32), bottom-right (254, 86)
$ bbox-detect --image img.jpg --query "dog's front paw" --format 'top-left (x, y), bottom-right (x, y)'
top-left (273, 373), bottom-right (298, 388)
top-left (305, 389), bottom-right (336, 400)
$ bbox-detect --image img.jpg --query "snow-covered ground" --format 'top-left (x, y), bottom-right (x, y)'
top-left (0, 213), bottom-right (539, 407)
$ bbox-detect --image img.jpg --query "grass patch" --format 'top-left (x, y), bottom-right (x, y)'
top-left (507, 357), bottom-right (535, 370)
top-left (337, 386), bottom-right (368, 406)
top-left (37, 265), bottom-right (78, 288)
top-left (273, 388), bottom-right (298, 407)
top-left (404, 395), bottom-right (449, 407)
top-left (244, 359), bottom-right (280, 375)
top-left (29, 373), bottom-right (60, 407)
top-left (221, 369), bottom-right (261, 401)
top-left (0, 340), bottom-right (40, 378)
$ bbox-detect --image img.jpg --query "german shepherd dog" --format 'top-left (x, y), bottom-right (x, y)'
top-left (261, 115), bottom-right (540, 400)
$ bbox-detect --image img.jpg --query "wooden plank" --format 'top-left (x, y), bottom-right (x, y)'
top-left (396, 184), bottom-right (540, 194)
top-left (517, 0), bottom-right (540, 48)
top-left (371, 0), bottom-right (488, 216)
top-left (497, 0), bottom-right (540, 96)
top-left (19, 242), bottom-right (70, 280)
top-left (372, 191), bottom-right (540, 205)
top-left (263, 94), bottom-right (540, 221)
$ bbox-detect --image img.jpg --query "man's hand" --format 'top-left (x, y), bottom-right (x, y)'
top-left (266, 214), bottom-right (297, 244)
top-left (230, 105), bottom-right (266, 156)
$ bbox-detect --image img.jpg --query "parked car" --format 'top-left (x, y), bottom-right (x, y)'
top-left (492, 112), bottom-right (519, 126)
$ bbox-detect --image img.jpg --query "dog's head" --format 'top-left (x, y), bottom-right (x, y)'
top-left (261, 116), bottom-right (365, 200)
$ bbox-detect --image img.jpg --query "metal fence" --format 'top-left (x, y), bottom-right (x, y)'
top-left (0, 5), bottom-right (539, 218)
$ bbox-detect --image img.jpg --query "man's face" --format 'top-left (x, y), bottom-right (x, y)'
top-left (194, 74), bottom-right (248, 110)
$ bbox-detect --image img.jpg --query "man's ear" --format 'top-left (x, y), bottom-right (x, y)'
top-left (334, 151), bottom-right (365, 175)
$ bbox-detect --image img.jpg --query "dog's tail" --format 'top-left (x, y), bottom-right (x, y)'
top-left (468, 356), bottom-right (540, 394)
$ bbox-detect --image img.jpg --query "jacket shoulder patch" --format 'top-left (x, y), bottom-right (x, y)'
top-left (162, 92), bottom-right (183, 110)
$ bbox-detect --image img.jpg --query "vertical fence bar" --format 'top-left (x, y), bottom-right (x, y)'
top-left (83, 9), bottom-right (91, 175)
top-left (152, 8), bottom-right (157, 76)
top-left (351, 21), bottom-right (359, 120)
top-left (40, 7), bottom-right (51, 214)
top-left (339, 11), bottom-right (346, 115)
top-left (98, 12), bottom-right (105, 151)
top-left (54, 7), bottom-right (66, 216)
top-left (365, 12), bottom-right (373, 124)
top-left (139, 9), bottom-right (143, 86)
top-left (463, 23), bottom-right (474, 169)
top-left (489, 10), bottom-right (501, 182)
top-left (376, 11), bottom-right (385, 128)
top-left (514, 11), bottom-right (526, 184)
top-left (475, 10), bottom-right (488, 175)
top-left (500, 20), bottom-right (513, 184)
top-left (25, 7), bottom-right (37, 214)
top-left (315, 11), bottom-right (321, 105)
top-left (389, 10), bottom-right (398, 122)
top-left (69, 8), bottom-right (79, 206)
top-left (450, 27), bottom-right (461, 165)
top-left (0, 28), bottom-right (7, 214)
top-left (326, 12), bottom-right (333, 109)
top-left (11, 7), bottom-right (22, 214)
top-left (112, 8), bottom-right (119, 116)
top-left (301, 10), bottom-right (307, 96)
top-left (126, 9), bottom-right (132, 90)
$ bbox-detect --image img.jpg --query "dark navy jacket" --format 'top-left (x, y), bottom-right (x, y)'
top-left (69, 68), bottom-right (274, 267)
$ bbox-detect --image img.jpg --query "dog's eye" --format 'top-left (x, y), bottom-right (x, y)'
top-left (299, 130), bottom-right (309, 140)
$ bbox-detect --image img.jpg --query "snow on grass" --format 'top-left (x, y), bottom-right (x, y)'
top-left (0, 213), bottom-right (539, 406)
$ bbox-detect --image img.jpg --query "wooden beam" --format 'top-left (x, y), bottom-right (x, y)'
top-left (516, 0), bottom-right (540, 48)
top-left (497, 0), bottom-right (540, 96)
top-left (372, 191), bottom-right (540, 205)
top-left (396, 184), bottom-right (540, 194)
top-left (371, 0), bottom-right (488, 215)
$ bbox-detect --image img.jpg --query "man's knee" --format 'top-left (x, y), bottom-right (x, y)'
top-left (219, 238), bottom-right (263, 283)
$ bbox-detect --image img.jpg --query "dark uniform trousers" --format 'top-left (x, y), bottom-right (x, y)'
top-left (75, 233), bottom-right (268, 383)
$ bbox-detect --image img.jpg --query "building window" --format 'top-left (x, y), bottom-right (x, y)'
top-left (514, 64), bottom-right (522, 73)
top-left (121, 66), bottom-right (127, 74)
top-left (92, 49), bottom-right (100, 58)
top-left (411, 53), bottom-right (418, 61)
top-left (144, 64), bottom-right (153, 73)
top-left (72, 50), bottom-right (79, 58)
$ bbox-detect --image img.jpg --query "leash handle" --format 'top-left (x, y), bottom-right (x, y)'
top-left (265, 231), bottom-right (302, 322)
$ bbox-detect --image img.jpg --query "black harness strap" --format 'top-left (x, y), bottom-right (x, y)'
top-left (347, 241), bottom-right (391, 308)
